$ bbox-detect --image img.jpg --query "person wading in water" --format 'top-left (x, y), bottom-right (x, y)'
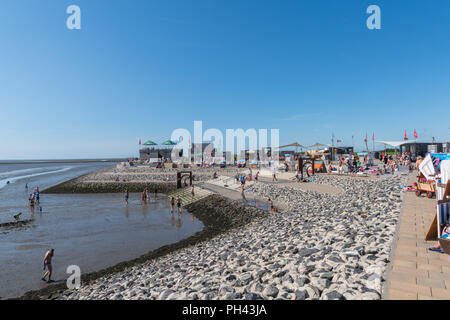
top-left (42, 248), bottom-right (55, 283)
top-left (176, 197), bottom-right (182, 214)
top-left (124, 189), bottom-right (129, 205)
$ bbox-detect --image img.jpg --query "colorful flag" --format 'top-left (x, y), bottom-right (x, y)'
top-left (414, 129), bottom-right (418, 139)
top-left (139, 138), bottom-right (141, 145)
top-left (404, 130), bottom-right (408, 140)
top-left (364, 134), bottom-right (368, 143)
top-left (337, 139), bottom-right (342, 143)
top-left (372, 133), bottom-right (375, 141)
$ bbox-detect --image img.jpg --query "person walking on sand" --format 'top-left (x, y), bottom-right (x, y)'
top-left (124, 189), bottom-right (129, 205)
top-left (42, 248), bottom-right (54, 283)
top-left (176, 197), bottom-right (182, 214)
top-left (191, 185), bottom-right (195, 198)
top-left (272, 166), bottom-right (278, 181)
top-left (170, 197), bottom-right (175, 213)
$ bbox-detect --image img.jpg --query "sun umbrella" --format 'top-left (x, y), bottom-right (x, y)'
top-left (161, 140), bottom-right (176, 146)
top-left (279, 142), bottom-right (305, 149)
top-left (143, 140), bottom-right (157, 146)
top-left (308, 142), bottom-right (328, 149)
top-left (161, 140), bottom-right (177, 149)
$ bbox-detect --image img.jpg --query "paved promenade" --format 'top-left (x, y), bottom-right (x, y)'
top-left (384, 173), bottom-right (450, 300)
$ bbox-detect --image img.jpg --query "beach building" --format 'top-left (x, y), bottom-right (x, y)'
top-left (191, 142), bottom-right (216, 163)
top-left (140, 142), bottom-right (216, 162)
top-left (399, 142), bottom-right (445, 156)
top-left (327, 146), bottom-right (354, 161)
top-left (139, 147), bottom-right (174, 161)
top-left (443, 142), bottom-right (450, 153)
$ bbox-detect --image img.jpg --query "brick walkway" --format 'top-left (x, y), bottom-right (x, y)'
top-left (384, 173), bottom-right (450, 300)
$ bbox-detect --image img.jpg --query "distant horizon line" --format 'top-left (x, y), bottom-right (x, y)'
top-left (0, 158), bottom-right (129, 163)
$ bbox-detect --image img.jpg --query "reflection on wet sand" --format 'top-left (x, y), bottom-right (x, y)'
top-left (170, 211), bottom-right (175, 227)
top-left (176, 213), bottom-right (182, 229)
top-left (0, 192), bottom-right (203, 299)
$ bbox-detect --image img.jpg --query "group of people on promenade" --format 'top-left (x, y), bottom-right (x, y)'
top-left (379, 152), bottom-right (413, 174)
top-left (334, 154), bottom-right (368, 175)
top-left (235, 170), bottom-right (278, 213)
top-left (235, 169), bottom-right (261, 186)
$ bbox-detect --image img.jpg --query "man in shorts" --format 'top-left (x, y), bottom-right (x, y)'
top-left (42, 248), bottom-right (55, 283)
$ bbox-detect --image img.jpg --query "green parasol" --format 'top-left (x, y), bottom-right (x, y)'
top-left (161, 140), bottom-right (176, 146)
top-left (143, 140), bottom-right (157, 146)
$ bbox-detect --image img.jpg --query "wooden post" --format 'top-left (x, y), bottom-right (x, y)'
top-left (298, 156), bottom-right (303, 174)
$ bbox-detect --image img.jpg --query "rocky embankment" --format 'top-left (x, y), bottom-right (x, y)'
top-left (43, 166), bottom-right (244, 194)
top-left (42, 179), bottom-right (177, 194)
top-left (47, 173), bottom-right (407, 300)
top-left (0, 219), bottom-right (33, 229)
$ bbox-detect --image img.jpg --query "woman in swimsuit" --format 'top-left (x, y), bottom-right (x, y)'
top-left (29, 193), bottom-right (35, 207)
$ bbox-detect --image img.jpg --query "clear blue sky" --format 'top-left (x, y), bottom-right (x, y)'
top-left (0, 0), bottom-right (449, 159)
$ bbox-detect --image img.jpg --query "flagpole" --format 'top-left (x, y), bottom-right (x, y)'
top-left (414, 129), bottom-right (417, 158)
top-left (372, 133), bottom-right (374, 153)
top-left (365, 133), bottom-right (369, 153)
top-left (352, 133), bottom-right (354, 152)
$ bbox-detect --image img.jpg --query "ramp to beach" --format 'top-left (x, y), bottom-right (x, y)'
top-left (167, 186), bottom-right (213, 206)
